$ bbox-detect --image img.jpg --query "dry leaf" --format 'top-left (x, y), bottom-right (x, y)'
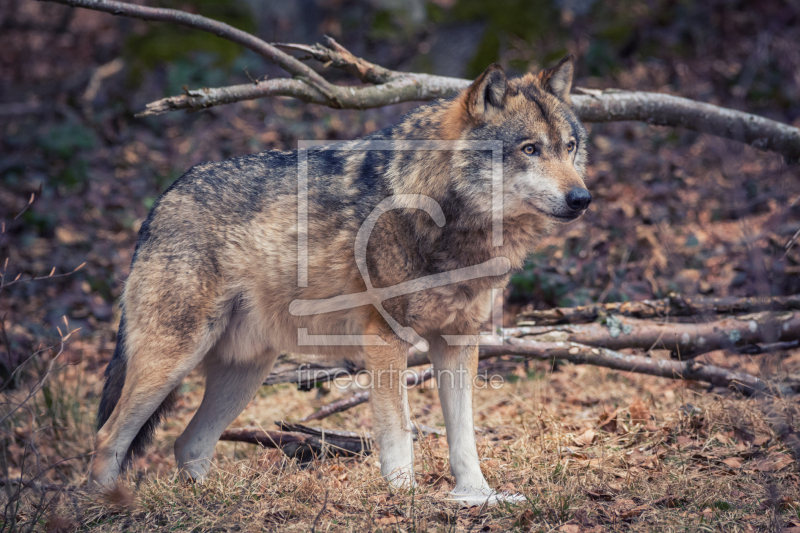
top-left (587, 490), bottom-right (614, 501)
top-left (752, 435), bottom-right (770, 446)
top-left (598, 409), bottom-right (619, 433)
top-left (713, 432), bottom-right (731, 445)
top-left (752, 452), bottom-right (793, 472)
top-left (629, 398), bottom-right (651, 424)
top-left (612, 500), bottom-right (645, 519)
top-left (513, 509), bottom-right (537, 530)
top-left (722, 457), bottom-right (743, 469)
top-left (573, 429), bottom-right (596, 447)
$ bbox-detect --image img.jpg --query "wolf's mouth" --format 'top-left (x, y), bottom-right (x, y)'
top-left (534, 207), bottom-right (584, 222)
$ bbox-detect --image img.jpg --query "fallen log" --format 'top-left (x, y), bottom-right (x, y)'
top-left (516, 294), bottom-right (800, 325)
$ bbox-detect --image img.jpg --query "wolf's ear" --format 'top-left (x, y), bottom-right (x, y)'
top-left (538, 54), bottom-right (574, 104)
top-left (465, 63), bottom-right (508, 121)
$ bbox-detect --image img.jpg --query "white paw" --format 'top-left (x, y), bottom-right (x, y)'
top-left (445, 488), bottom-right (527, 507)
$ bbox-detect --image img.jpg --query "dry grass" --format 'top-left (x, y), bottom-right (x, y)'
top-left (3, 343), bottom-right (799, 532)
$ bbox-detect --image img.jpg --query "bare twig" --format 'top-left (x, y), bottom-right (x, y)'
top-left (310, 490), bottom-right (329, 533)
top-left (517, 293), bottom-right (800, 325)
top-left (262, 360), bottom-right (363, 391)
top-left (0, 262), bottom-right (86, 292)
top-left (299, 391), bottom-right (370, 423)
top-left (135, 78), bottom-right (800, 162)
top-left (0, 327), bottom-right (80, 426)
top-left (0, 473), bottom-right (84, 492)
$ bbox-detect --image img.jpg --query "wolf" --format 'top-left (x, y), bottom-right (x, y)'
top-left (90, 55), bottom-right (590, 505)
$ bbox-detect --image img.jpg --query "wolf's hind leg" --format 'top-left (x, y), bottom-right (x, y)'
top-left (174, 350), bottom-right (278, 481)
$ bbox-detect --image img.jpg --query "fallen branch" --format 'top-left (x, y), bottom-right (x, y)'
top-left (264, 337), bottom-right (794, 422)
top-left (516, 293), bottom-right (800, 325)
top-left (219, 422), bottom-right (372, 461)
top-left (478, 336), bottom-right (796, 397)
top-left (262, 333), bottom-right (795, 399)
top-left (40, 0), bottom-right (800, 160)
top-left (509, 310), bottom-right (800, 359)
top-left (299, 367), bottom-right (434, 422)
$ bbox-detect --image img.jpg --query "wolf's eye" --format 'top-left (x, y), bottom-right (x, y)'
top-left (567, 140), bottom-right (576, 152)
top-left (522, 144), bottom-right (540, 156)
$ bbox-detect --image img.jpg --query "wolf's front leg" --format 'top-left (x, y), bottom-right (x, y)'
top-left (364, 323), bottom-right (415, 489)
top-left (427, 337), bottom-right (488, 491)
top-left (428, 337), bottom-right (525, 506)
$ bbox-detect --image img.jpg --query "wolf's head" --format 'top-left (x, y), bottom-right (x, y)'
top-left (441, 56), bottom-right (590, 224)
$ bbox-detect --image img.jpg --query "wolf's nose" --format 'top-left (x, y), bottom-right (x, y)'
top-left (566, 187), bottom-right (592, 211)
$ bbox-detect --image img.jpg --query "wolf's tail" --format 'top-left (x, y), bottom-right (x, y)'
top-left (96, 312), bottom-right (178, 467)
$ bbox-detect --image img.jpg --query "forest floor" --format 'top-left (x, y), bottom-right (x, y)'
top-left (2, 0), bottom-right (800, 531)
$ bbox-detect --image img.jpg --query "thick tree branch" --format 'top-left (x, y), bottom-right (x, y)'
top-left (478, 336), bottom-right (795, 397)
top-left (266, 337), bottom-right (794, 422)
top-left (39, 0), bottom-right (800, 160)
top-left (262, 334), bottom-right (795, 398)
top-left (510, 310), bottom-right (800, 359)
top-left (517, 293), bottom-right (800, 325)
top-left (574, 88), bottom-right (800, 161)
